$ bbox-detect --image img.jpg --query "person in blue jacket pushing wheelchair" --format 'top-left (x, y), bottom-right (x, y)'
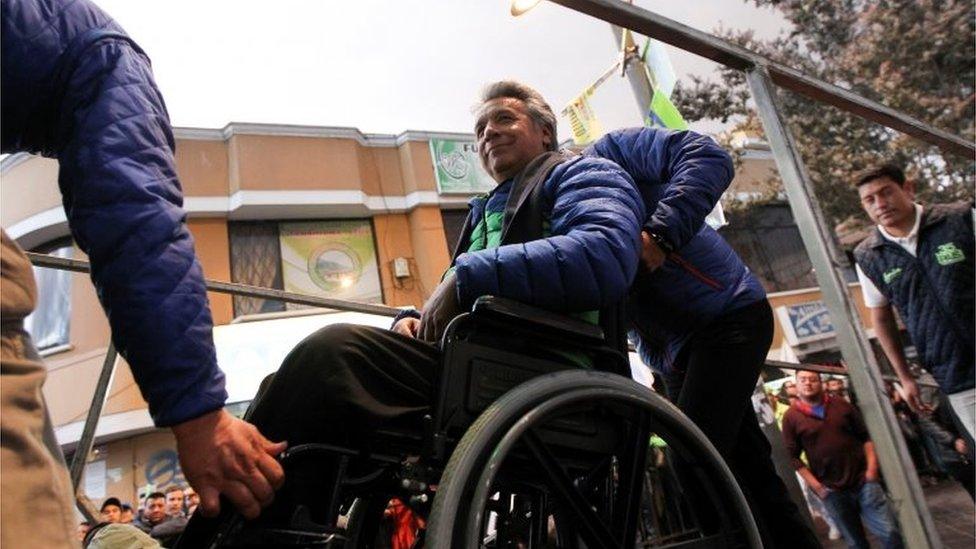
top-left (586, 128), bottom-right (821, 548)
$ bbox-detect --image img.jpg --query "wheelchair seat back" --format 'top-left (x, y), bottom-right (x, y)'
top-left (429, 296), bottom-right (630, 460)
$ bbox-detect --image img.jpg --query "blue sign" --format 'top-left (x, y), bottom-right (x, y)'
top-left (780, 301), bottom-right (835, 345)
top-left (144, 449), bottom-right (185, 490)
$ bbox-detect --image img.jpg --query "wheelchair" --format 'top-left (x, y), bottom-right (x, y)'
top-left (177, 296), bottom-right (761, 548)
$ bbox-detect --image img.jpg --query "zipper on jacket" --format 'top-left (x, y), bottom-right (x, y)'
top-left (668, 253), bottom-right (723, 291)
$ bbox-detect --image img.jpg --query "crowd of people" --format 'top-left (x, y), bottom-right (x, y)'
top-left (76, 486), bottom-right (199, 547)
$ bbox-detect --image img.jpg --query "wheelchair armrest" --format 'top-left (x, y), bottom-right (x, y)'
top-left (470, 296), bottom-right (605, 344)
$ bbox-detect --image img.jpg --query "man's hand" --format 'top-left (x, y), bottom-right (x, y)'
top-left (864, 469), bottom-right (879, 483)
top-left (418, 271), bottom-right (462, 343)
top-left (896, 377), bottom-right (932, 414)
top-left (955, 438), bottom-right (968, 455)
top-left (640, 231), bottom-right (667, 272)
top-left (172, 409), bottom-right (287, 520)
top-left (392, 317), bottom-right (420, 338)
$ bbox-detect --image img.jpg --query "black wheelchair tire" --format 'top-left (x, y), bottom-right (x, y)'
top-left (426, 369), bottom-right (762, 549)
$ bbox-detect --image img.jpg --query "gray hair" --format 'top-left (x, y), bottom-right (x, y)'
top-left (477, 80), bottom-right (558, 151)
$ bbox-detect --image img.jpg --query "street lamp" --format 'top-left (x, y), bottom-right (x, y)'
top-left (510, 0), bottom-right (542, 16)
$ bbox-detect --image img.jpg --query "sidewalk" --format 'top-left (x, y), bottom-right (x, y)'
top-left (812, 478), bottom-right (974, 548)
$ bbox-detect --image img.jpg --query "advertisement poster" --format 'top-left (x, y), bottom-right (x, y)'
top-left (429, 138), bottom-right (496, 194)
top-left (279, 220), bottom-right (382, 306)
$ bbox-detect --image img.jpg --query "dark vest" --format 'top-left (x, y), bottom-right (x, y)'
top-left (450, 151), bottom-right (628, 354)
top-left (853, 202), bottom-right (975, 394)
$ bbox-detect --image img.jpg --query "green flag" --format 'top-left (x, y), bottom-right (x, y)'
top-left (647, 86), bottom-right (687, 130)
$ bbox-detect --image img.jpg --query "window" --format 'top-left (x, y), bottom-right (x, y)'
top-left (229, 219), bottom-right (384, 317)
top-left (440, 209), bottom-right (469, 255)
top-left (228, 222), bottom-right (285, 317)
top-left (24, 240), bottom-right (73, 351)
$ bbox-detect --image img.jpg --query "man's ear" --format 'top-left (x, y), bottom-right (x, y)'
top-left (904, 178), bottom-right (916, 198)
top-left (540, 124), bottom-right (553, 149)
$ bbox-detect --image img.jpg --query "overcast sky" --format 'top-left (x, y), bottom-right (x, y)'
top-left (93, 0), bottom-right (789, 138)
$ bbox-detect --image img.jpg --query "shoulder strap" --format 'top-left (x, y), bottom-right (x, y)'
top-left (500, 151), bottom-right (574, 244)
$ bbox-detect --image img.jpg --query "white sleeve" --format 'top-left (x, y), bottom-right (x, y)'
top-left (856, 263), bottom-right (889, 307)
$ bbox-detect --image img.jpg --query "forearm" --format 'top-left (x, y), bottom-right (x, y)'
top-left (645, 133), bottom-right (734, 249)
top-left (796, 466), bottom-right (824, 492)
top-left (864, 441), bottom-right (879, 478)
top-left (60, 39), bottom-right (225, 426)
top-left (871, 306), bottom-right (912, 380)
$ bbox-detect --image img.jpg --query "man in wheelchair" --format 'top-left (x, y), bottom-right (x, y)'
top-left (220, 80), bottom-right (646, 541)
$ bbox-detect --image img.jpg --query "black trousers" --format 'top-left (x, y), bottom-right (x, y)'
top-left (247, 323), bottom-right (440, 523)
top-left (248, 323), bottom-right (439, 449)
top-left (661, 300), bottom-right (821, 549)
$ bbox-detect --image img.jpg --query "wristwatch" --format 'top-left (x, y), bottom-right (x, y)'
top-left (647, 231), bottom-right (674, 254)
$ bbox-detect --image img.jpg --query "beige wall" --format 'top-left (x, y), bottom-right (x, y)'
top-left (373, 214), bottom-right (424, 306)
top-left (186, 218), bottom-right (233, 325)
top-left (407, 207), bottom-right (451, 300)
top-left (175, 139), bottom-right (229, 197)
top-left (398, 141), bottom-right (438, 195)
top-left (232, 135), bottom-right (363, 191)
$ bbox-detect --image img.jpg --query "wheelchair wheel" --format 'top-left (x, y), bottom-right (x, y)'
top-left (426, 370), bottom-right (761, 549)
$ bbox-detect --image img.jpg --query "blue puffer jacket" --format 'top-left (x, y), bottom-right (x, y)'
top-left (2, 0), bottom-right (226, 427)
top-left (454, 155), bottom-right (645, 313)
top-left (585, 128), bottom-right (766, 375)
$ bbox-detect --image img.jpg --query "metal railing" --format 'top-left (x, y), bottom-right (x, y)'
top-left (26, 252), bottom-right (399, 523)
top-left (549, 2), bottom-right (972, 546)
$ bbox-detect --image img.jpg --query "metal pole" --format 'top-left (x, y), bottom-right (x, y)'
top-left (69, 344), bottom-right (118, 492)
top-left (609, 26), bottom-right (653, 121)
top-left (25, 252), bottom-right (401, 317)
top-left (746, 65), bottom-right (941, 549)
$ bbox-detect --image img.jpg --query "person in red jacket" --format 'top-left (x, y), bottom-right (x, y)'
top-left (782, 370), bottom-right (903, 549)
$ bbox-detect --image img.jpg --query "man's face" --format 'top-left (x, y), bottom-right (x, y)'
top-left (121, 508), bottom-right (134, 523)
top-left (784, 381), bottom-right (797, 397)
top-left (858, 177), bottom-right (915, 229)
top-left (101, 504), bottom-right (122, 523)
top-left (144, 497), bottom-right (166, 524)
top-left (185, 489), bottom-right (200, 510)
top-left (795, 371), bottom-right (823, 400)
top-left (826, 379), bottom-right (843, 393)
top-left (475, 97), bottom-right (552, 182)
top-left (165, 489), bottom-right (184, 516)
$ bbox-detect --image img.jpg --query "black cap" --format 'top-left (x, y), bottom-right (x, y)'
top-left (100, 497), bottom-right (122, 511)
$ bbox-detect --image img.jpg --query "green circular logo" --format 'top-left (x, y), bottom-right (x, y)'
top-left (307, 243), bottom-right (363, 293)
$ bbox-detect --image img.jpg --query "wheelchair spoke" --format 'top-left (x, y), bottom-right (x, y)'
top-left (614, 410), bottom-right (652, 545)
top-left (523, 428), bottom-right (618, 549)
